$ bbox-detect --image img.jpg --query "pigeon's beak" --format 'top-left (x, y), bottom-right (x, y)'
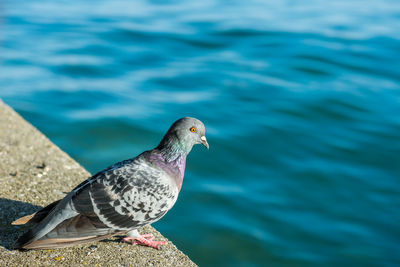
top-left (200, 136), bottom-right (209, 149)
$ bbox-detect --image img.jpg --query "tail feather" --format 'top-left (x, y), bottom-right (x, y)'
top-left (12, 200), bottom-right (61, 225)
top-left (12, 213), bottom-right (37, 226)
top-left (14, 213), bottom-right (119, 249)
top-left (14, 197), bottom-right (79, 249)
top-left (14, 227), bottom-right (40, 249)
top-left (20, 232), bottom-right (124, 249)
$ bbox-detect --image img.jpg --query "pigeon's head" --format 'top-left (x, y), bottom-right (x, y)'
top-left (159, 117), bottom-right (209, 153)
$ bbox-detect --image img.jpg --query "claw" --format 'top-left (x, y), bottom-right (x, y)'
top-left (123, 233), bottom-right (166, 249)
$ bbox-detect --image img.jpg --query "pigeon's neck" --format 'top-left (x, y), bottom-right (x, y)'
top-left (157, 131), bottom-right (192, 158)
top-left (154, 136), bottom-right (189, 191)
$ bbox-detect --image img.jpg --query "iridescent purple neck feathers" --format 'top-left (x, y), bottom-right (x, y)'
top-left (146, 149), bottom-right (187, 191)
top-left (153, 131), bottom-right (191, 190)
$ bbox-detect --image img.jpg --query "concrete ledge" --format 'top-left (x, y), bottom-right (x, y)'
top-left (0, 100), bottom-right (197, 266)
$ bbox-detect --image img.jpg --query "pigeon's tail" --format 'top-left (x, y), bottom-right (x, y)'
top-left (14, 211), bottom-right (121, 250)
top-left (16, 231), bottom-right (122, 249)
top-left (13, 199), bottom-right (62, 249)
top-left (14, 228), bottom-right (39, 249)
top-left (13, 197), bottom-right (80, 250)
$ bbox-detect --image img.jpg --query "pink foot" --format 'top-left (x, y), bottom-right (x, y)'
top-left (123, 233), bottom-right (166, 249)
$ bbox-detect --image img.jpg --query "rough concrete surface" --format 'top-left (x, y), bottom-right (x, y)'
top-left (0, 100), bottom-right (197, 267)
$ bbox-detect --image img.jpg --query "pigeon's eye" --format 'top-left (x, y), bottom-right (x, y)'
top-left (190, 127), bottom-right (196, 133)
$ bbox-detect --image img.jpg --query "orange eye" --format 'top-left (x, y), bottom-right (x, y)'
top-left (190, 127), bottom-right (196, 133)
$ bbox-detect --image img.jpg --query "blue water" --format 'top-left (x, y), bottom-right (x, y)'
top-left (1, 0), bottom-right (400, 266)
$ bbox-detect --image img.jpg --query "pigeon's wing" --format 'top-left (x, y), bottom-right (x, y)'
top-left (13, 160), bottom-right (133, 249)
top-left (14, 155), bottom-right (176, 250)
top-left (72, 153), bottom-right (177, 232)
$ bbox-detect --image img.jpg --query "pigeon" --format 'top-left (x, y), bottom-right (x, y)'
top-left (13, 117), bottom-right (209, 250)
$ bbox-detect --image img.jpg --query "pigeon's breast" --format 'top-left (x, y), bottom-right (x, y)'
top-left (120, 162), bottom-right (179, 226)
top-left (146, 151), bottom-right (186, 191)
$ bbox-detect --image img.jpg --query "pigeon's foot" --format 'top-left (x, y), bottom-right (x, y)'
top-left (123, 233), bottom-right (166, 249)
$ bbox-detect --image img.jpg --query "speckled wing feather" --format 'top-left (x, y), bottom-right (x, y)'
top-left (76, 152), bottom-right (179, 230)
top-left (14, 151), bottom-right (179, 249)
